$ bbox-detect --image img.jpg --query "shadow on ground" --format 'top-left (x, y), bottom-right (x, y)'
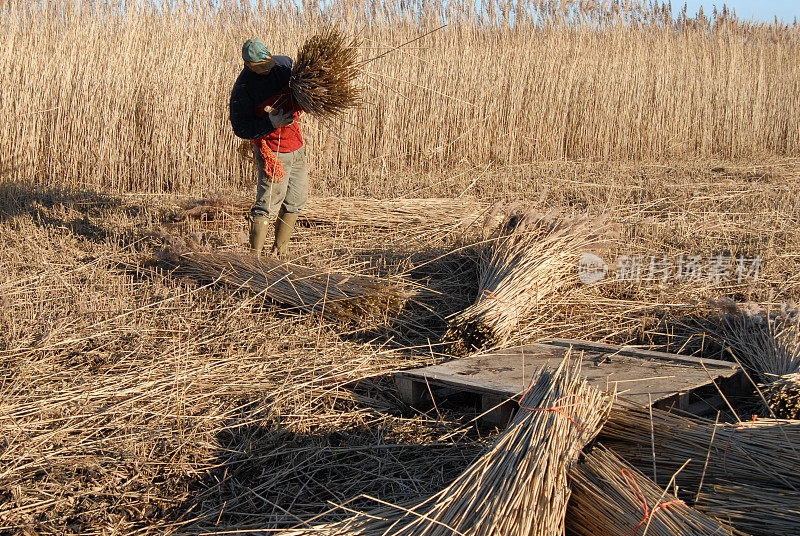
top-left (170, 396), bottom-right (484, 534)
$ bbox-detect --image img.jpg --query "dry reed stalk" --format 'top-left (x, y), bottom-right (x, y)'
top-left (708, 300), bottom-right (800, 417)
top-left (178, 195), bottom-right (487, 235)
top-left (444, 205), bottom-right (616, 355)
top-left (6, 2), bottom-right (800, 195)
top-left (695, 483), bottom-right (800, 536)
top-left (291, 27), bottom-right (361, 119)
top-left (599, 399), bottom-right (800, 495)
top-left (566, 445), bottom-right (745, 536)
top-left (161, 238), bottom-right (415, 324)
top-left (277, 354), bottom-right (612, 536)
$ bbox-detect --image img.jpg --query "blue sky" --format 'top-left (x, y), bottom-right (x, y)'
top-left (673, 1), bottom-right (800, 23)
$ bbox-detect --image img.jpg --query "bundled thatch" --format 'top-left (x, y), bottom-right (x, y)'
top-left (161, 239), bottom-right (414, 324)
top-left (566, 445), bottom-right (745, 536)
top-left (177, 195), bottom-right (487, 237)
top-left (444, 205), bottom-right (617, 355)
top-left (599, 399), bottom-right (800, 495)
top-left (277, 354), bottom-right (612, 536)
top-left (709, 300), bottom-right (800, 418)
top-left (695, 483), bottom-right (800, 536)
top-left (291, 27), bottom-right (361, 119)
top-left (764, 372), bottom-right (800, 419)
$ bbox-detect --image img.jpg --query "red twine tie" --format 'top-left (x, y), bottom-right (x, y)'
top-left (621, 468), bottom-right (685, 536)
top-left (480, 289), bottom-right (509, 304)
top-left (520, 393), bottom-right (587, 435)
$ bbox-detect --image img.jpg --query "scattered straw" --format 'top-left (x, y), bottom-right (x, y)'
top-left (161, 237), bottom-right (415, 325)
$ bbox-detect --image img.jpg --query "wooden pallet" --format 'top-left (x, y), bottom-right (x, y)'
top-left (395, 339), bottom-right (742, 427)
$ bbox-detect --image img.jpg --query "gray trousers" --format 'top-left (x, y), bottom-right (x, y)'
top-left (251, 146), bottom-right (308, 219)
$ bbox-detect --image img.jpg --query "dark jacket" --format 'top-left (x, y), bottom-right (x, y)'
top-left (229, 55), bottom-right (298, 141)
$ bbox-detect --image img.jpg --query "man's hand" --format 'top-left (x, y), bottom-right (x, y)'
top-left (268, 108), bottom-right (294, 129)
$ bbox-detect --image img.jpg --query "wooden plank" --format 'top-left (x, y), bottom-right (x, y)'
top-left (543, 338), bottom-right (737, 369)
top-left (481, 395), bottom-right (515, 428)
top-left (394, 342), bottom-right (739, 414)
top-left (395, 375), bottom-right (427, 406)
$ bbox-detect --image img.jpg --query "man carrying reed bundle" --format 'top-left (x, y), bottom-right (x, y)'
top-left (229, 31), bottom-right (360, 259)
top-left (229, 38), bottom-right (307, 258)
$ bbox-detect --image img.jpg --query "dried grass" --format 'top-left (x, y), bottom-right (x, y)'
top-left (443, 205), bottom-right (617, 355)
top-left (161, 237), bottom-right (416, 325)
top-left (2, 156), bottom-right (800, 534)
top-left (177, 194), bottom-right (488, 237)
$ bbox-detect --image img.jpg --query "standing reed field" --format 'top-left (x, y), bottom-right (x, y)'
top-left (2, 0), bottom-right (800, 195)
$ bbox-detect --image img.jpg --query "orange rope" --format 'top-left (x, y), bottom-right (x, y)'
top-left (254, 138), bottom-right (285, 182)
top-left (621, 468), bottom-right (685, 536)
top-left (520, 393), bottom-right (588, 435)
top-left (480, 289), bottom-right (509, 304)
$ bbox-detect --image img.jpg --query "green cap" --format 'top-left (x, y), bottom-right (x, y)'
top-left (242, 38), bottom-right (271, 63)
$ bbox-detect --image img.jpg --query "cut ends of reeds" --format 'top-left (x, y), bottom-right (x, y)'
top-left (444, 204), bottom-right (618, 355)
top-left (764, 372), bottom-right (800, 419)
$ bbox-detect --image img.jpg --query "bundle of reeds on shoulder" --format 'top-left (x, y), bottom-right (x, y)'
top-left (566, 445), bottom-right (745, 536)
top-left (444, 204), bottom-right (616, 355)
top-left (161, 238), bottom-right (414, 325)
top-left (291, 27), bottom-right (361, 119)
top-left (277, 354), bottom-right (612, 536)
top-left (709, 300), bottom-right (800, 418)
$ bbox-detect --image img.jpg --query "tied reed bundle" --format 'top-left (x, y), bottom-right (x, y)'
top-left (764, 372), bottom-right (800, 419)
top-left (444, 205), bottom-right (616, 355)
top-left (695, 483), bottom-right (800, 536)
top-left (599, 399), bottom-right (800, 494)
top-left (291, 27), bottom-right (361, 119)
top-left (709, 300), bottom-right (800, 418)
top-left (162, 239), bottom-right (414, 324)
top-left (566, 446), bottom-right (744, 536)
top-left (278, 354), bottom-right (612, 536)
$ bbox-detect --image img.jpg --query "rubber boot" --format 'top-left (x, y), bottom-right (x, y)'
top-left (271, 207), bottom-right (298, 259)
top-left (249, 215), bottom-right (270, 256)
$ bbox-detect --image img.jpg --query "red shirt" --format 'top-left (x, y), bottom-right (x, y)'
top-left (255, 88), bottom-right (304, 153)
